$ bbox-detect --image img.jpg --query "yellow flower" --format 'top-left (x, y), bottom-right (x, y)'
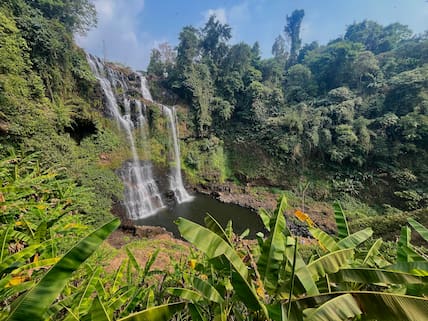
top-left (255, 280), bottom-right (265, 298)
top-left (188, 259), bottom-right (197, 269)
top-left (200, 274), bottom-right (208, 280)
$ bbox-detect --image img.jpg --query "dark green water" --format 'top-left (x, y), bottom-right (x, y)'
top-left (135, 193), bottom-right (265, 238)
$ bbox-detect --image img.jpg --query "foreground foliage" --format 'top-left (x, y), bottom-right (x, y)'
top-left (1, 159), bottom-right (426, 321)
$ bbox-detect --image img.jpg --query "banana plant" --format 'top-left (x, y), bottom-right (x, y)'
top-left (175, 196), bottom-right (428, 321)
top-left (6, 218), bottom-right (120, 321)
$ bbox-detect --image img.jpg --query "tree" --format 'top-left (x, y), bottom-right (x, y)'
top-left (284, 64), bottom-right (316, 103)
top-left (182, 63), bottom-right (214, 137)
top-left (345, 20), bottom-right (412, 54)
top-left (351, 50), bottom-right (382, 92)
top-left (147, 42), bottom-right (176, 78)
top-left (201, 15), bottom-right (232, 66)
top-left (23, 0), bottom-right (97, 34)
top-left (272, 35), bottom-right (286, 58)
top-left (284, 9), bottom-right (305, 66)
top-left (304, 41), bottom-right (364, 92)
top-left (176, 26), bottom-right (200, 74)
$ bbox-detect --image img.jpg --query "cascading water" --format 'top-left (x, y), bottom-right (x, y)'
top-left (162, 105), bottom-right (193, 203)
top-left (138, 74), bottom-right (192, 203)
top-left (139, 74), bottom-right (153, 102)
top-left (87, 55), bottom-right (164, 219)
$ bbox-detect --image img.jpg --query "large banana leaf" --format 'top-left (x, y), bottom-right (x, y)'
top-left (193, 276), bottom-right (224, 304)
top-left (362, 238), bottom-right (383, 266)
top-left (204, 214), bottom-right (231, 245)
top-left (386, 261), bottom-right (428, 274)
top-left (285, 239), bottom-right (320, 297)
top-left (408, 218), bottom-right (428, 243)
top-left (302, 294), bottom-right (362, 321)
top-left (398, 226), bottom-right (425, 262)
top-left (308, 227), bottom-right (339, 252)
top-left (330, 268), bottom-right (426, 285)
top-left (355, 291), bottom-right (428, 321)
top-left (333, 201), bottom-right (349, 239)
top-left (336, 228), bottom-right (373, 249)
top-left (306, 249), bottom-right (354, 281)
top-left (7, 218), bottom-right (120, 321)
top-left (288, 291), bottom-right (428, 321)
top-left (117, 302), bottom-right (185, 321)
top-left (167, 288), bottom-right (204, 302)
top-left (177, 218), bottom-right (248, 278)
top-left (258, 208), bottom-right (272, 232)
top-left (177, 217), bottom-right (268, 317)
top-left (257, 197), bottom-right (287, 292)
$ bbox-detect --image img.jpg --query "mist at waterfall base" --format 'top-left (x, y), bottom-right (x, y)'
top-left (135, 194), bottom-right (265, 238)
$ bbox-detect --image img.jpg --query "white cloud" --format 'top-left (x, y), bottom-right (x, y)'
top-left (201, 3), bottom-right (251, 43)
top-left (76, 0), bottom-right (154, 70)
top-left (204, 8), bottom-right (228, 24)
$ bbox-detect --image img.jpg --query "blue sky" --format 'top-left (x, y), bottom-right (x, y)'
top-left (76, 0), bottom-right (428, 70)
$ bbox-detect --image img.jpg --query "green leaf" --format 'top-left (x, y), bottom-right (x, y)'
top-left (306, 249), bottom-right (354, 281)
top-left (193, 277), bottom-right (224, 304)
top-left (308, 227), bottom-right (339, 252)
top-left (89, 295), bottom-right (111, 321)
top-left (142, 249), bottom-right (159, 281)
top-left (408, 218), bottom-right (428, 243)
top-left (302, 294), bottom-right (361, 321)
top-left (258, 198), bottom-right (287, 292)
top-left (355, 291), bottom-right (428, 321)
top-left (117, 302), bottom-right (185, 321)
top-left (362, 238), bottom-right (383, 266)
top-left (204, 214), bottom-right (231, 244)
top-left (330, 268), bottom-right (426, 285)
top-left (6, 218), bottom-right (120, 321)
top-left (1, 227), bottom-right (13, 261)
top-left (126, 247), bottom-right (141, 275)
top-left (336, 228), bottom-right (373, 249)
top-left (111, 258), bottom-right (128, 294)
top-left (0, 244), bottom-right (43, 274)
top-left (289, 291), bottom-right (428, 321)
top-left (189, 304), bottom-right (207, 321)
top-left (76, 266), bottom-right (102, 314)
top-left (167, 288), bottom-right (204, 302)
top-left (386, 261), bottom-right (428, 274)
top-left (177, 217), bottom-right (268, 317)
top-left (333, 201), bottom-right (349, 239)
top-left (258, 208), bottom-right (271, 232)
top-left (285, 238), bottom-right (320, 297)
top-left (397, 226), bottom-right (424, 262)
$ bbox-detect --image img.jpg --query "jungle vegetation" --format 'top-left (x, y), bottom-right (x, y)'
top-left (148, 10), bottom-right (428, 213)
top-left (0, 1), bottom-right (427, 320)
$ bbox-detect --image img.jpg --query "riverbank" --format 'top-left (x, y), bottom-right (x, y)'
top-left (194, 181), bottom-right (337, 233)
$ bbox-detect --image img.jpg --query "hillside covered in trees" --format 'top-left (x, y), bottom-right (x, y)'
top-left (147, 10), bottom-right (428, 212)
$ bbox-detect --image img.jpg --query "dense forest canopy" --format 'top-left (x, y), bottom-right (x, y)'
top-left (147, 10), bottom-right (428, 211)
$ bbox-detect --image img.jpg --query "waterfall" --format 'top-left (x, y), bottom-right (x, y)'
top-left (139, 74), bottom-right (192, 203)
top-left (139, 74), bottom-right (153, 102)
top-left (87, 55), bottom-right (164, 219)
top-left (163, 106), bottom-right (193, 203)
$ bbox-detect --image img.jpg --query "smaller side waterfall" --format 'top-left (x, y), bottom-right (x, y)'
top-left (163, 106), bottom-right (193, 203)
top-left (139, 74), bottom-right (192, 203)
